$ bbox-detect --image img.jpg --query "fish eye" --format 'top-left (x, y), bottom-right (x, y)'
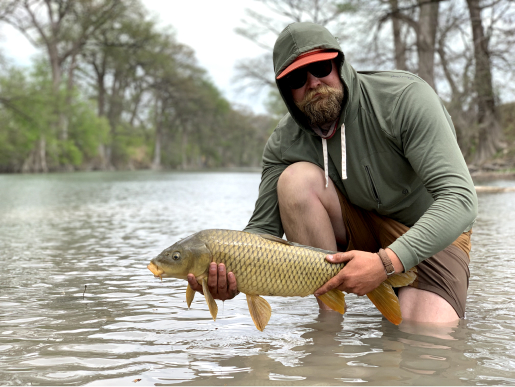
top-left (172, 252), bottom-right (181, 261)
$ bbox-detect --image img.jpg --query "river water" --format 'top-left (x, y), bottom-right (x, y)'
top-left (0, 171), bottom-right (514, 386)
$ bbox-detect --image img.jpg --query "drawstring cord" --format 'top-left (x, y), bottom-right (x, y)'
top-left (321, 123), bottom-right (347, 188)
top-left (341, 123), bottom-right (347, 180)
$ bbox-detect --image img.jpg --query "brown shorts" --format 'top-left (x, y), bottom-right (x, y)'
top-left (336, 190), bottom-right (472, 318)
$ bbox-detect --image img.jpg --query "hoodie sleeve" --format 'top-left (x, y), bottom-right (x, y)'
top-left (387, 81), bottom-right (478, 271)
top-left (243, 129), bottom-right (288, 237)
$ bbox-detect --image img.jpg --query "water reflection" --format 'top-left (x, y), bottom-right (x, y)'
top-left (0, 171), bottom-right (514, 386)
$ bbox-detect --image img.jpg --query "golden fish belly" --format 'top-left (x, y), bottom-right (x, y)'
top-left (200, 229), bottom-right (343, 297)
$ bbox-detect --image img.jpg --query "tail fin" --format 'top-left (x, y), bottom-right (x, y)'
top-left (386, 268), bottom-right (417, 288)
top-left (317, 288), bottom-right (346, 314)
top-left (366, 282), bottom-right (402, 325)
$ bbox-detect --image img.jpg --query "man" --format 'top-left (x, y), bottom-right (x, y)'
top-left (188, 22), bottom-right (477, 323)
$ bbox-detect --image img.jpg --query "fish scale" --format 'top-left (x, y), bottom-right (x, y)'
top-left (201, 229), bottom-right (344, 297)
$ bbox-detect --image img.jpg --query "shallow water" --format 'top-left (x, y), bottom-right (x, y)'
top-left (0, 171), bottom-right (514, 386)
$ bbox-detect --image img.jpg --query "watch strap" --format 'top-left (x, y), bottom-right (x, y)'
top-left (378, 248), bottom-right (395, 277)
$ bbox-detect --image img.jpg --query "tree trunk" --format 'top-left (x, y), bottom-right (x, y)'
top-left (467, 0), bottom-right (505, 164)
top-left (416, 0), bottom-right (439, 89)
top-left (390, 0), bottom-right (407, 70)
top-left (181, 128), bottom-right (188, 170)
top-left (22, 137), bottom-right (48, 173)
top-left (151, 98), bottom-right (163, 170)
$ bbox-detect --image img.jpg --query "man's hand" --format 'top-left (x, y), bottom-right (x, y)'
top-left (315, 249), bottom-right (398, 297)
top-left (187, 262), bottom-right (239, 301)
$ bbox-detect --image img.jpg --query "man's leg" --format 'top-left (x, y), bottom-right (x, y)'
top-left (277, 162), bottom-right (346, 310)
top-left (398, 287), bottom-right (459, 323)
top-left (397, 244), bottom-right (469, 323)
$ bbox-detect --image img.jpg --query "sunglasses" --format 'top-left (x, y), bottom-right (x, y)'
top-left (283, 60), bottom-right (333, 89)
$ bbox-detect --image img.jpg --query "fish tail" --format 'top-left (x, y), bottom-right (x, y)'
top-left (317, 288), bottom-right (346, 314)
top-left (366, 282), bottom-right (402, 325)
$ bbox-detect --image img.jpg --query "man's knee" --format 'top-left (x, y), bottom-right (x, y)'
top-left (277, 162), bottom-right (325, 203)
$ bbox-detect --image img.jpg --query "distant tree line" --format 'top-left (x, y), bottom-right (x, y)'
top-left (0, 0), bottom-right (274, 173)
top-left (236, 0), bottom-right (515, 167)
top-left (1, 0), bottom-right (514, 173)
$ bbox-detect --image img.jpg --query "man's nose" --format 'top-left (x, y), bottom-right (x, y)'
top-left (306, 72), bottom-right (322, 89)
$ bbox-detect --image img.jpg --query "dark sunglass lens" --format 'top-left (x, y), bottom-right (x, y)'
top-left (286, 69), bottom-right (307, 89)
top-left (309, 60), bottom-right (333, 78)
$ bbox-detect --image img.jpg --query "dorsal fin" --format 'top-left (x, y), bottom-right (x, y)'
top-left (259, 234), bottom-right (337, 255)
top-left (289, 241), bottom-right (337, 255)
top-left (259, 234), bottom-right (293, 245)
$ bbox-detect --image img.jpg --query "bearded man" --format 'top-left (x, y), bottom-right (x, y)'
top-left (188, 22), bottom-right (477, 324)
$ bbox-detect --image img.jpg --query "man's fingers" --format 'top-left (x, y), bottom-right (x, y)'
top-left (227, 272), bottom-right (238, 298)
top-left (189, 264), bottom-right (239, 301)
top-left (187, 274), bottom-right (203, 294)
top-left (314, 271), bottom-right (346, 297)
top-left (207, 262), bottom-right (218, 290)
top-left (326, 251), bottom-right (353, 264)
top-left (217, 264), bottom-right (227, 290)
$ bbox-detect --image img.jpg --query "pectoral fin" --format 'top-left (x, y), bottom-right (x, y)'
top-left (186, 284), bottom-right (195, 308)
top-left (386, 267), bottom-right (417, 288)
top-left (366, 282), bottom-right (402, 325)
top-left (246, 294), bottom-right (272, 331)
top-left (201, 278), bottom-right (218, 321)
top-left (317, 289), bottom-right (346, 314)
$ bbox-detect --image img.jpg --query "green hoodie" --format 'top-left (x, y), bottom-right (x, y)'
top-left (244, 22), bottom-right (477, 271)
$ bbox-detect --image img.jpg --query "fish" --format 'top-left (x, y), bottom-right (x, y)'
top-left (147, 229), bottom-right (416, 331)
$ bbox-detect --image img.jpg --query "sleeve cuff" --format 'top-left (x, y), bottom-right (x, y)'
top-left (388, 238), bottom-right (419, 272)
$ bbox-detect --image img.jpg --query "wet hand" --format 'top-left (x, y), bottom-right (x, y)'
top-left (187, 262), bottom-right (239, 301)
top-left (314, 250), bottom-right (386, 297)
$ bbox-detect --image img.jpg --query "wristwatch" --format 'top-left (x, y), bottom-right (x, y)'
top-left (378, 248), bottom-right (395, 277)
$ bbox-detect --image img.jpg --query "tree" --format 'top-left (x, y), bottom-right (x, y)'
top-left (0, 0), bottom-right (125, 171)
top-left (467, 0), bottom-right (506, 164)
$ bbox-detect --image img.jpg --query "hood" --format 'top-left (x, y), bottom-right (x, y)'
top-left (273, 22), bottom-right (359, 135)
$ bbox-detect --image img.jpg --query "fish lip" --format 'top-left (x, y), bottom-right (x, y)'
top-left (147, 262), bottom-right (164, 281)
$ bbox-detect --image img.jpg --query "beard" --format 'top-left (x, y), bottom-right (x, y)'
top-left (294, 83), bottom-right (344, 127)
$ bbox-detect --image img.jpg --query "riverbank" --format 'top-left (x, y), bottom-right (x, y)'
top-left (469, 164), bottom-right (515, 181)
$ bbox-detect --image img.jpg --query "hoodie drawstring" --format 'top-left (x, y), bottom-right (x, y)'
top-left (341, 123), bottom-right (347, 180)
top-left (322, 138), bottom-right (329, 188)
top-left (321, 123), bottom-right (346, 188)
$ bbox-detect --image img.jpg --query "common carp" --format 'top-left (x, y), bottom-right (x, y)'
top-left (147, 229), bottom-right (416, 331)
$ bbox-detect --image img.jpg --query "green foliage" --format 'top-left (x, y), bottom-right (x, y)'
top-left (0, 0), bottom-right (273, 173)
top-left (69, 100), bottom-right (110, 160)
top-left (334, 0), bottom-right (360, 13)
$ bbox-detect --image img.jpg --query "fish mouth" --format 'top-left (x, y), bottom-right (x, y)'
top-left (147, 262), bottom-right (165, 281)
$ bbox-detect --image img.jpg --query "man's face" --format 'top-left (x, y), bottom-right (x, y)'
top-left (289, 60), bottom-right (343, 127)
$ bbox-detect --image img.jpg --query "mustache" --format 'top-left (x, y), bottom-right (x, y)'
top-left (301, 84), bottom-right (341, 105)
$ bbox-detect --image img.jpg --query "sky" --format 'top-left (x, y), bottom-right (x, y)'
top-left (0, 0), bottom-right (272, 113)
top-left (144, 0), bottom-right (271, 112)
